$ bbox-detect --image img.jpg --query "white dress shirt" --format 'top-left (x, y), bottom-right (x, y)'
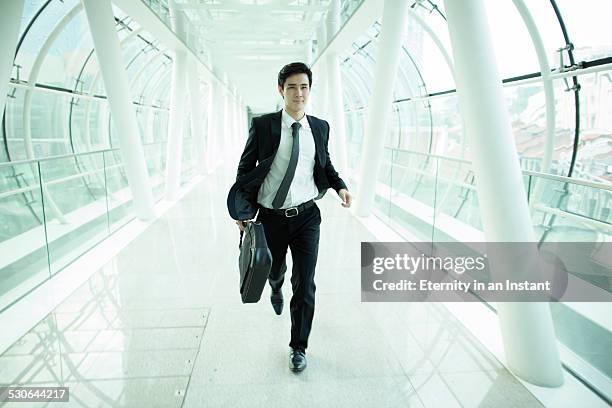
top-left (257, 109), bottom-right (319, 209)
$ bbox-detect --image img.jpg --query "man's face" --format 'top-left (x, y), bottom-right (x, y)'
top-left (278, 73), bottom-right (310, 112)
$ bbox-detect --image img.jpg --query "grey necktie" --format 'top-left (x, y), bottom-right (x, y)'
top-left (272, 122), bottom-right (301, 209)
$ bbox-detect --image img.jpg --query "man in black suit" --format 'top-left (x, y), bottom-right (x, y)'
top-left (227, 62), bottom-right (351, 372)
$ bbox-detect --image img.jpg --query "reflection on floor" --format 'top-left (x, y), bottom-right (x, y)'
top-left (0, 168), bottom-right (543, 407)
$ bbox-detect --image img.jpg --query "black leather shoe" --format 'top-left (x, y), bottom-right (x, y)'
top-left (289, 348), bottom-right (307, 372)
top-left (271, 290), bottom-right (283, 315)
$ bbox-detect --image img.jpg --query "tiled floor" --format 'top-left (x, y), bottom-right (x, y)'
top-left (0, 168), bottom-right (543, 407)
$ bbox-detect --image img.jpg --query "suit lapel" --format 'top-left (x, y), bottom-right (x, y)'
top-left (270, 110), bottom-right (282, 153)
top-left (307, 115), bottom-right (325, 166)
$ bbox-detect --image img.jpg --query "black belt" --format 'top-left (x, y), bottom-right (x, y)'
top-left (259, 200), bottom-right (315, 218)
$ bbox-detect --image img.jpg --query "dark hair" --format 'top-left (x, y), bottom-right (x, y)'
top-left (277, 62), bottom-right (312, 88)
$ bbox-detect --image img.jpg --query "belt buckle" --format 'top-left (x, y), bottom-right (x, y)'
top-left (284, 207), bottom-right (299, 217)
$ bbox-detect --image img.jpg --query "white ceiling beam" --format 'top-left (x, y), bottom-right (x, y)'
top-left (314, 0), bottom-right (382, 66)
top-left (208, 45), bottom-right (303, 51)
top-left (212, 50), bottom-right (299, 56)
top-left (196, 16), bottom-right (319, 26)
top-left (175, 2), bottom-right (327, 12)
top-left (201, 33), bottom-right (313, 41)
top-left (111, 0), bottom-right (225, 86)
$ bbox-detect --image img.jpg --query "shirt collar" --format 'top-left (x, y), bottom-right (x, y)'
top-left (282, 109), bottom-right (309, 130)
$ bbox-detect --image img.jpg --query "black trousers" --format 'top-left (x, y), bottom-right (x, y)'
top-left (258, 203), bottom-right (321, 352)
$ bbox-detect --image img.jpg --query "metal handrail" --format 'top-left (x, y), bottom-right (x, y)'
top-left (390, 161), bottom-right (477, 191)
top-left (8, 80), bottom-right (170, 112)
top-left (385, 146), bottom-right (471, 165)
top-left (385, 146), bottom-right (612, 192)
top-left (0, 148), bottom-right (117, 169)
top-left (0, 141), bottom-right (167, 169)
top-left (522, 169), bottom-right (612, 192)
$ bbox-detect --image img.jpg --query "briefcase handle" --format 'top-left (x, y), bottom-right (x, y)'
top-left (238, 209), bottom-right (260, 249)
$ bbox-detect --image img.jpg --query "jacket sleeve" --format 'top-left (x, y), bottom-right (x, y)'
top-left (236, 118), bottom-right (258, 181)
top-left (323, 120), bottom-right (348, 192)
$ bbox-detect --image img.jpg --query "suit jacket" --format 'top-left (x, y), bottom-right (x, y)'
top-left (227, 110), bottom-right (347, 220)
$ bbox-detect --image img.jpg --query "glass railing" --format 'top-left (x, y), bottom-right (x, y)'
top-left (364, 146), bottom-right (612, 399)
top-left (0, 143), bottom-right (168, 313)
top-left (370, 147), bottom-right (612, 243)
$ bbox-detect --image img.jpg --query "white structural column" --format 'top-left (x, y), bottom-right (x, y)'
top-left (229, 88), bottom-right (237, 150)
top-left (232, 97), bottom-right (237, 152)
top-left (22, 5), bottom-right (82, 225)
top-left (326, 0), bottom-right (348, 173)
top-left (241, 100), bottom-right (247, 139)
top-left (236, 95), bottom-right (242, 145)
top-left (512, 0), bottom-right (555, 173)
top-left (187, 57), bottom-right (206, 175)
top-left (236, 100), bottom-right (241, 143)
top-left (165, 2), bottom-right (188, 200)
top-left (82, 0), bottom-right (155, 220)
top-left (237, 99), bottom-right (245, 142)
top-left (444, 0), bottom-right (563, 386)
top-left (221, 75), bottom-right (229, 161)
top-left (84, 28), bottom-right (144, 192)
top-left (232, 95), bottom-right (240, 147)
top-left (305, 40), bottom-right (313, 66)
top-left (354, 0), bottom-right (409, 216)
top-left (405, 8), bottom-right (454, 79)
top-left (214, 79), bottom-right (225, 164)
top-left (314, 60), bottom-right (328, 118)
top-left (237, 101), bottom-right (242, 144)
top-left (164, 48), bottom-right (187, 199)
top-left (315, 23), bottom-right (329, 118)
top-left (237, 100), bottom-right (244, 142)
top-left (234, 95), bottom-right (241, 147)
top-left (206, 79), bottom-right (216, 173)
top-left (206, 78), bottom-right (217, 173)
top-left (0, 0), bottom-right (24, 115)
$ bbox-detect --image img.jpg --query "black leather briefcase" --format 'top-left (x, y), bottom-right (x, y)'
top-left (238, 221), bottom-right (272, 303)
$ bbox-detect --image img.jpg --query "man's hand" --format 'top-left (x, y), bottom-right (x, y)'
top-left (236, 220), bottom-right (250, 232)
top-left (338, 189), bottom-right (352, 208)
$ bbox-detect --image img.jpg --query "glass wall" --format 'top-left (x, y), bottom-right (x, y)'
top-left (338, 0), bottom-right (612, 400)
top-left (0, 1), bottom-right (200, 313)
